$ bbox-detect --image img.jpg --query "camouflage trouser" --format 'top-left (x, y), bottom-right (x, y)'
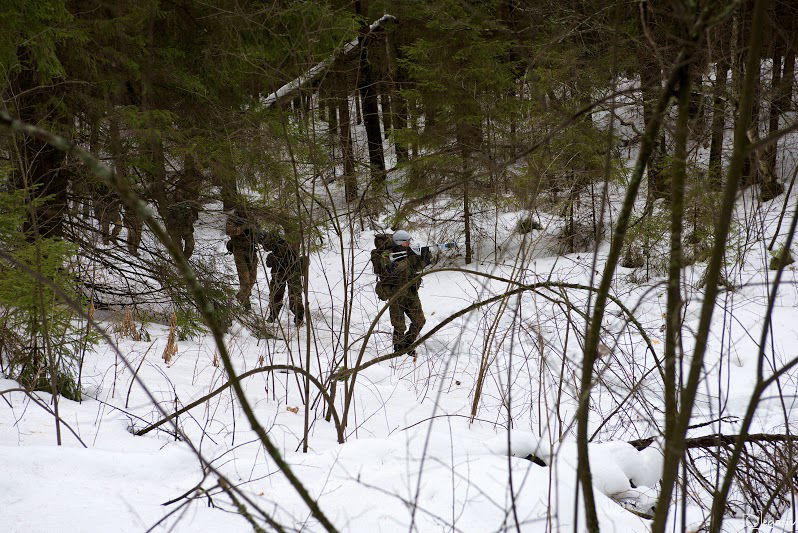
top-left (96, 200), bottom-right (122, 244)
top-left (168, 206), bottom-right (198, 259)
top-left (269, 269), bottom-right (304, 324)
top-left (174, 223), bottom-right (195, 258)
top-left (124, 209), bottom-right (142, 256)
top-left (182, 230), bottom-right (195, 258)
top-left (233, 250), bottom-right (258, 309)
top-left (389, 288), bottom-right (426, 354)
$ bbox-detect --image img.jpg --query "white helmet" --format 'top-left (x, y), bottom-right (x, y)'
top-left (392, 230), bottom-right (411, 245)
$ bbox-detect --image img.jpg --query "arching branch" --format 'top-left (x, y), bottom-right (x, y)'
top-left (136, 364), bottom-right (344, 443)
top-left (336, 267), bottom-right (658, 381)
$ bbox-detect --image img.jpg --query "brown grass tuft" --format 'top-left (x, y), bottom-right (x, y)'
top-left (115, 307), bottom-right (141, 341)
top-left (162, 312), bottom-right (178, 365)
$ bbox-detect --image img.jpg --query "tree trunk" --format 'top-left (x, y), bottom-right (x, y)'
top-left (456, 111), bottom-right (478, 264)
top-left (174, 154), bottom-right (201, 258)
top-left (740, 76), bottom-right (762, 187)
top-left (326, 95), bottom-right (337, 146)
top-left (688, 59), bottom-right (707, 136)
top-left (11, 49), bottom-right (69, 240)
top-left (393, 91), bottom-right (409, 164)
top-left (336, 73), bottom-right (358, 203)
top-left (386, 28), bottom-right (408, 164)
top-left (782, 46), bottom-right (795, 114)
top-left (663, 65), bottom-right (691, 470)
top-left (463, 176), bottom-right (472, 264)
top-left (141, 13), bottom-right (180, 249)
top-left (638, 48), bottom-right (668, 201)
top-left (380, 88), bottom-right (392, 140)
top-left (213, 158), bottom-right (238, 212)
top-left (760, 38), bottom-right (785, 201)
top-left (739, 5), bottom-right (763, 188)
top-left (708, 59), bottom-right (729, 190)
top-left (760, 13), bottom-right (795, 201)
top-left (357, 28), bottom-right (387, 188)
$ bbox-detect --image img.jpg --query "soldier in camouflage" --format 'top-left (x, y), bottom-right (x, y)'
top-left (260, 230), bottom-right (305, 327)
top-left (123, 205), bottom-right (142, 256)
top-left (384, 230), bottom-right (427, 356)
top-left (225, 208), bottom-right (258, 309)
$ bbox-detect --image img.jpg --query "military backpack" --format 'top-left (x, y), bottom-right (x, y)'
top-left (370, 233), bottom-right (396, 301)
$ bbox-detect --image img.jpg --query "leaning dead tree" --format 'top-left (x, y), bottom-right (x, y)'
top-left (263, 14), bottom-right (397, 197)
top-left (262, 14), bottom-right (397, 109)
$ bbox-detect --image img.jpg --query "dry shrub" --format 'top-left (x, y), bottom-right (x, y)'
top-left (557, 220), bottom-right (603, 254)
top-left (162, 312), bottom-right (178, 365)
top-left (114, 307), bottom-right (141, 341)
top-left (687, 440), bottom-right (798, 523)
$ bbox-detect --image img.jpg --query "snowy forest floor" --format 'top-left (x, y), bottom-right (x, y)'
top-left (3, 181), bottom-right (798, 532)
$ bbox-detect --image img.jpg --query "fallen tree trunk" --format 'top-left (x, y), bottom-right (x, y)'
top-left (523, 432), bottom-right (798, 466)
top-left (630, 432), bottom-right (798, 451)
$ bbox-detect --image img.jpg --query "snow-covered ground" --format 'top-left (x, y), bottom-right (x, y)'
top-left (4, 87), bottom-right (798, 533)
top-left (3, 174), bottom-right (798, 532)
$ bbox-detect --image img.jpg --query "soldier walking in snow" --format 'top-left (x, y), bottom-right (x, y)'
top-left (123, 204), bottom-right (143, 256)
top-left (372, 230), bottom-right (430, 356)
top-left (225, 208), bottom-right (258, 309)
top-left (259, 230), bottom-right (305, 327)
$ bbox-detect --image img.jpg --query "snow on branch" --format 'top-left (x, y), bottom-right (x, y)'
top-left (262, 14), bottom-right (397, 108)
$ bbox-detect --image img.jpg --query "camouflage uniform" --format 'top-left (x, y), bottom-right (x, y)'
top-left (260, 232), bottom-right (305, 326)
top-left (384, 245), bottom-right (427, 355)
top-left (226, 210), bottom-right (258, 309)
top-left (168, 199), bottom-right (199, 258)
top-left (123, 206), bottom-right (142, 256)
top-left (93, 186), bottom-right (122, 244)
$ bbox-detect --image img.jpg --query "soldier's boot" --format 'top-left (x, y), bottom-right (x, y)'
top-left (182, 232), bottom-right (195, 259)
top-left (404, 340), bottom-right (417, 358)
top-left (109, 218), bottom-right (122, 244)
top-left (393, 341), bottom-right (416, 358)
top-left (126, 225), bottom-right (141, 256)
top-left (393, 330), bottom-right (406, 354)
top-left (267, 304), bottom-right (281, 323)
top-left (403, 330), bottom-right (421, 358)
top-left (236, 291), bottom-right (251, 311)
top-left (101, 219), bottom-right (111, 244)
top-left (128, 242), bottom-right (140, 257)
top-left (393, 335), bottom-right (416, 357)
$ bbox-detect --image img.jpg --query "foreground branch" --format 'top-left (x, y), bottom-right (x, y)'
top-left (136, 364), bottom-right (344, 442)
top-left (335, 270), bottom-right (658, 381)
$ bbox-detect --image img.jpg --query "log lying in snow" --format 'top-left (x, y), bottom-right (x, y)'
top-left (523, 433), bottom-right (798, 520)
top-left (628, 432), bottom-right (798, 451)
top-left (262, 14), bottom-right (398, 109)
top-left (525, 433), bottom-right (798, 466)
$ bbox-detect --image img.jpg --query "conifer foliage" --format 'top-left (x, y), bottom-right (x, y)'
top-left (1, 0), bottom-right (798, 530)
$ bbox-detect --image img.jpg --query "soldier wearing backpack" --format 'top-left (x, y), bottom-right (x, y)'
top-left (260, 230), bottom-right (306, 327)
top-left (371, 230), bottom-right (430, 356)
top-left (225, 208), bottom-right (259, 310)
